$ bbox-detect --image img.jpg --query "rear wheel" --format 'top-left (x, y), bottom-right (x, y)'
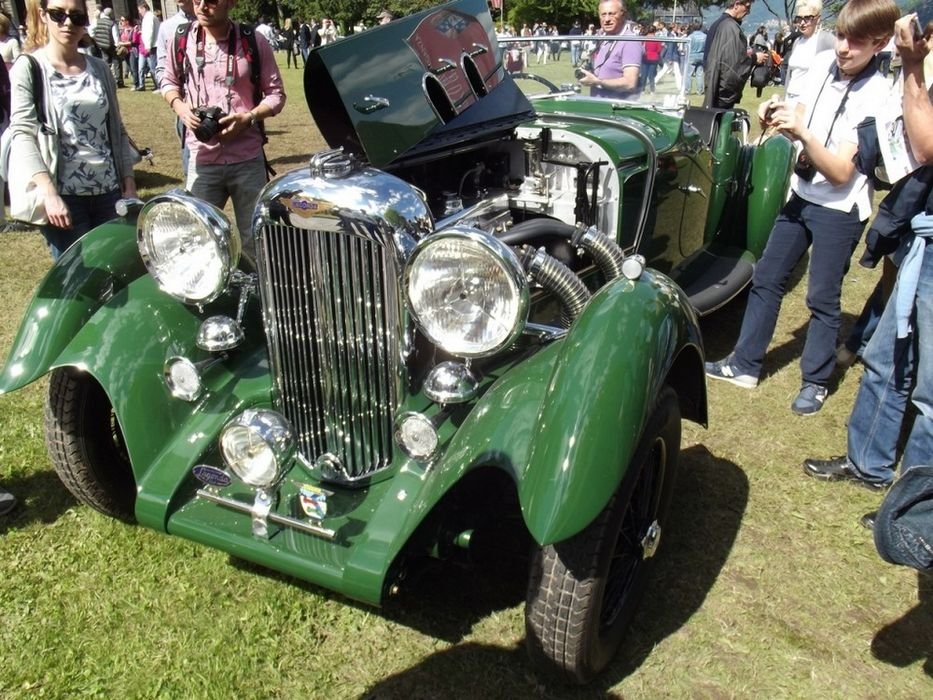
top-left (525, 386), bottom-right (681, 683)
top-left (44, 368), bottom-right (136, 521)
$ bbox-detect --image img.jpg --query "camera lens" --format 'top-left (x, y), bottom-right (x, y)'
top-left (574, 68), bottom-right (585, 80)
top-left (794, 154), bottom-right (815, 181)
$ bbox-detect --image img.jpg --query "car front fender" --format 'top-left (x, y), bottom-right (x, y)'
top-left (0, 221), bottom-right (146, 394)
top-left (518, 270), bottom-right (703, 546)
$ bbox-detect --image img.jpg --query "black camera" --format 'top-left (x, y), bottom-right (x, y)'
top-left (794, 153), bottom-right (816, 182)
top-left (574, 67), bottom-right (586, 80)
top-left (192, 106), bottom-right (227, 142)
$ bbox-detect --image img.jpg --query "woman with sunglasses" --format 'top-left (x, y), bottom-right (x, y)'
top-left (784, 0), bottom-right (835, 105)
top-left (7, 0), bottom-right (137, 259)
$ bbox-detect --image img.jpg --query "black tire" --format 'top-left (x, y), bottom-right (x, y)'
top-left (44, 367), bottom-right (136, 521)
top-left (525, 386), bottom-right (681, 684)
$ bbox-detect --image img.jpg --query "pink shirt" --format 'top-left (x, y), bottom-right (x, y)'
top-left (161, 21), bottom-right (286, 165)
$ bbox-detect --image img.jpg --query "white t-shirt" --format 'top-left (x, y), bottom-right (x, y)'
top-left (792, 51), bottom-right (889, 220)
top-left (785, 31), bottom-right (835, 105)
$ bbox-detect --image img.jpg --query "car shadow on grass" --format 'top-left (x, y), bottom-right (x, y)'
top-left (871, 571), bottom-right (933, 677)
top-left (0, 468), bottom-right (77, 534)
top-left (357, 446), bottom-right (748, 696)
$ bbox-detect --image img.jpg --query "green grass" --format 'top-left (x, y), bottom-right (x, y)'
top-left (1, 58), bottom-right (931, 698)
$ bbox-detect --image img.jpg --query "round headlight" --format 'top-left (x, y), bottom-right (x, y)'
top-left (219, 409), bottom-right (295, 488)
top-left (138, 193), bottom-right (240, 304)
top-left (406, 227), bottom-right (529, 357)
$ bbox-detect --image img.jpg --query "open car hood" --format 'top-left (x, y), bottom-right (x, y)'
top-left (304, 0), bottom-right (534, 168)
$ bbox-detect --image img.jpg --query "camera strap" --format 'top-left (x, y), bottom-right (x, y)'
top-left (806, 57), bottom-right (877, 151)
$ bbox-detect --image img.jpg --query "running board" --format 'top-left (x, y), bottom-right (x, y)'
top-left (671, 248), bottom-right (754, 316)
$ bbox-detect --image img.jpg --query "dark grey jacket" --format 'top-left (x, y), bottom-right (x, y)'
top-left (703, 14), bottom-right (755, 109)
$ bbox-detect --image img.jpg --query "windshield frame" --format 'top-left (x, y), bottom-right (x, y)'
top-left (496, 34), bottom-right (691, 110)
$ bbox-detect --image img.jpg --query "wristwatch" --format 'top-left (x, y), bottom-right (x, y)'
top-left (247, 111), bottom-right (258, 127)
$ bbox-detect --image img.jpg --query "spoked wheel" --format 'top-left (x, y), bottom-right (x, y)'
top-left (525, 386), bottom-right (681, 684)
top-left (44, 367), bottom-right (136, 521)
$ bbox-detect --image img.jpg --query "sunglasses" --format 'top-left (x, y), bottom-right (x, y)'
top-left (794, 14), bottom-right (819, 23)
top-left (46, 7), bottom-right (90, 27)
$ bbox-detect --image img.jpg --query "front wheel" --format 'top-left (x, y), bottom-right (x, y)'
top-left (525, 386), bottom-right (681, 684)
top-left (44, 368), bottom-right (136, 521)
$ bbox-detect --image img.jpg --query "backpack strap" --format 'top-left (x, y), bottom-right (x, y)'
top-left (238, 23), bottom-right (274, 177)
top-left (238, 24), bottom-right (262, 97)
top-left (173, 21), bottom-right (192, 98)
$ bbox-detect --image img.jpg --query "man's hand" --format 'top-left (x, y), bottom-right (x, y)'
top-left (218, 112), bottom-right (254, 141)
top-left (894, 14), bottom-right (928, 68)
top-left (576, 67), bottom-right (600, 87)
top-left (171, 98), bottom-right (202, 133)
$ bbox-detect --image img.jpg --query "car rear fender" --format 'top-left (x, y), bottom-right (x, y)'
top-left (517, 270), bottom-right (705, 545)
top-left (745, 133), bottom-right (794, 258)
top-left (0, 221), bottom-right (146, 395)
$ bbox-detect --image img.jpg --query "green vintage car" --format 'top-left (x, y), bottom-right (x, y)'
top-left (0, 0), bottom-right (792, 683)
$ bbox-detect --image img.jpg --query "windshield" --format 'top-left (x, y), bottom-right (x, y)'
top-left (497, 34), bottom-right (689, 110)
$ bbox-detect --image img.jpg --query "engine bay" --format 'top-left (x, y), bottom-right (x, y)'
top-left (387, 126), bottom-right (623, 251)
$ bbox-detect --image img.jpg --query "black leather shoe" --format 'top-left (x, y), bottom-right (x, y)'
top-left (860, 511), bottom-right (877, 530)
top-left (802, 456), bottom-right (891, 492)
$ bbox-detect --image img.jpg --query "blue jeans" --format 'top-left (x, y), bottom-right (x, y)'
top-left (848, 243), bottom-right (933, 482)
top-left (731, 195), bottom-right (865, 386)
top-left (41, 189), bottom-right (122, 260)
top-left (689, 60), bottom-right (704, 94)
top-left (642, 61), bottom-right (658, 92)
top-left (902, 244), bottom-right (933, 471)
top-left (187, 154), bottom-right (267, 255)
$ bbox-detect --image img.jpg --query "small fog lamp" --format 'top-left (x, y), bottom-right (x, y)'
top-left (220, 409), bottom-right (296, 488)
top-left (164, 356), bottom-right (203, 401)
top-left (197, 315), bottom-right (245, 352)
top-left (394, 412), bottom-right (439, 461)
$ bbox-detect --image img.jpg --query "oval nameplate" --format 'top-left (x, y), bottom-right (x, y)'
top-left (193, 465), bottom-right (232, 487)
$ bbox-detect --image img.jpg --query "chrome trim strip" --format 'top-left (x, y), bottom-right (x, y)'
top-left (197, 489), bottom-right (337, 540)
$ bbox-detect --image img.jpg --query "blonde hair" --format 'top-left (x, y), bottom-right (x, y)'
top-left (24, 0), bottom-right (48, 53)
top-left (795, 1), bottom-right (823, 17)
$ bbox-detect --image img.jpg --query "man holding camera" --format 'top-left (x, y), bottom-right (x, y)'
top-left (161, 0), bottom-right (286, 255)
top-left (706, 0), bottom-right (898, 415)
top-left (575, 0), bottom-right (640, 99)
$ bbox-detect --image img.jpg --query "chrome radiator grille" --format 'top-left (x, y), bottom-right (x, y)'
top-left (258, 223), bottom-right (399, 482)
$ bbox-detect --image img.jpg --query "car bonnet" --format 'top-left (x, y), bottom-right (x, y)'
top-left (304, 0), bottom-right (534, 169)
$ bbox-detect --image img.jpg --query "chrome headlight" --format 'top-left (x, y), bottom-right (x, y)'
top-left (406, 226), bottom-right (529, 357)
top-left (219, 409), bottom-right (295, 488)
top-left (137, 192), bottom-right (240, 304)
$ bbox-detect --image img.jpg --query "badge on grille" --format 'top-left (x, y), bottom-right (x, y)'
top-left (298, 484), bottom-right (328, 520)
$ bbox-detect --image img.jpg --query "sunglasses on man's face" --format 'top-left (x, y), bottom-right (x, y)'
top-left (46, 7), bottom-right (90, 27)
top-left (794, 14), bottom-right (819, 23)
